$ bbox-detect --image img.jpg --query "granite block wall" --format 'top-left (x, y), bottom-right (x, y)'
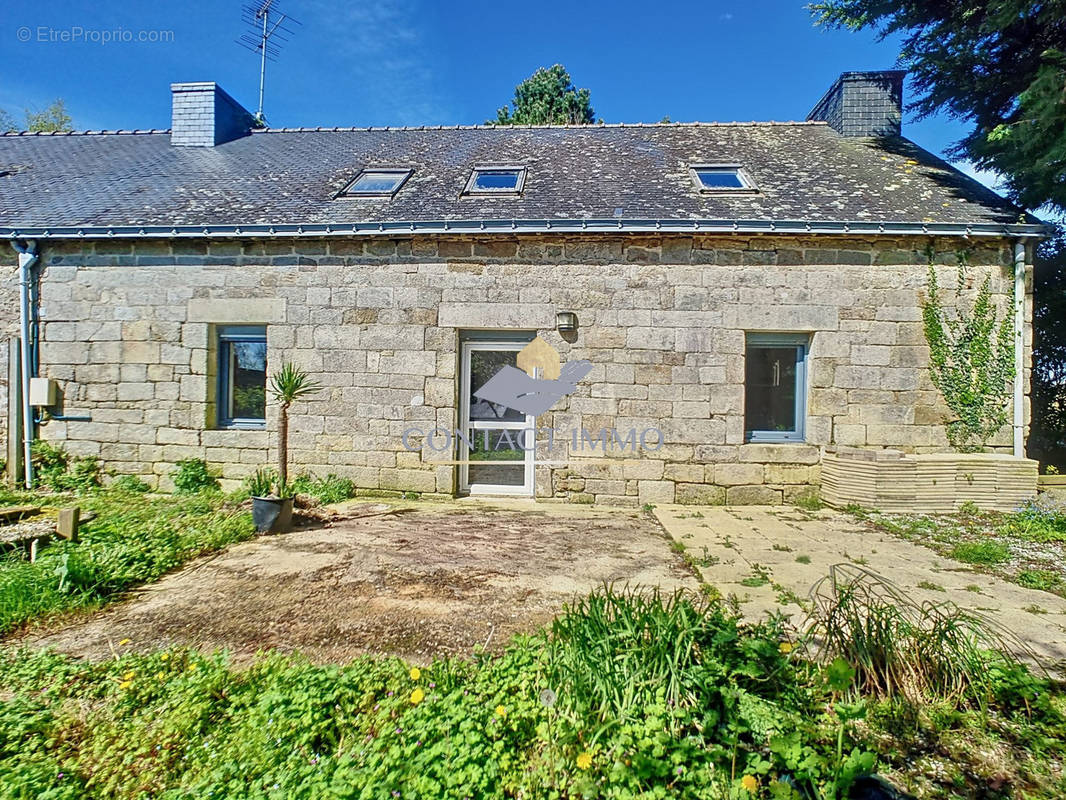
top-left (0, 234), bottom-right (1031, 504)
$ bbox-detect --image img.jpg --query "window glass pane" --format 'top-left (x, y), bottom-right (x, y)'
top-left (468, 462), bottom-right (526, 487)
top-left (469, 349), bottom-right (525, 422)
top-left (228, 340), bottom-right (267, 420)
top-left (467, 428), bottom-right (531, 461)
top-left (472, 170), bottom-right (520, 191)
top-left (696, 169), bottom-right (745, 189)
top-left (745, 345), bottom-right (798, 434)
top-left (346, 171), bottom-right (406, 194)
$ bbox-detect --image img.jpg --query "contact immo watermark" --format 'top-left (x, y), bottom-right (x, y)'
top-left (402, 426), bottom-right (664, 455)
top-left (17, 25), bottom-right (175, 44)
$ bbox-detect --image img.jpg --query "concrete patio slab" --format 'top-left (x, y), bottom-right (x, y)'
top-left (654, 505), bottom-right (1066, 670)
top-left (15, 500), bottom-right (696, 664)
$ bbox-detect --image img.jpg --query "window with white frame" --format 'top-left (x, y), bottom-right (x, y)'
top-left (744, 333), bottom-right (808, 442)
top-left (463, 166), bottom-right (526, 195)
top-left (217, 326), bottom-right (267, 428)
top-left (689, 164), bottom-right (754, 192)
top-left (340, 168), bottom-right (412, 197)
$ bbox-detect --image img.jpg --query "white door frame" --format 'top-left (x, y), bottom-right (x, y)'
top-left (459, 340), bottom-right (535, 496)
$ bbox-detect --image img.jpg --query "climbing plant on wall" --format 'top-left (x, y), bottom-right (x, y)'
top-left (922, 248), bottom-right (1015, 452)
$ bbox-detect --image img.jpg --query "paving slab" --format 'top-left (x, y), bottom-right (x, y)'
top-left (655, 505), bottom-right (1066, 670)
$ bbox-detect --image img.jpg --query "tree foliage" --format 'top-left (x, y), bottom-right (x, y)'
top-left (0, 99), bottom-right (74, 133)
top-left (1029, 231), bottom-right (1066, 468)
top-left (810, 1), bottom-right (1066, 213)
top-left (492, 65), bottom-right (596, 126)
top-left (922, 251), bottom-right (1015, 452)
top-left (26, 99), bottom-right (73, 132)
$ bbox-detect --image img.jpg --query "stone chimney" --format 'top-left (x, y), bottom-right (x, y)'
top-left (170, 82), bottom-right (255, 147)
top-left (806, 71), bottom-right (906, 137)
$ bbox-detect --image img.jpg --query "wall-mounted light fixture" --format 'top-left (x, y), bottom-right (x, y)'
top-left (556, 310), bottom-right (578, 333)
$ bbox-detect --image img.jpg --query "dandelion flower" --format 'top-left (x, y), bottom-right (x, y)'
top-left (118, 638), bottom-right (131, 646)
top-left (495, 705), bottom-right (506, 717)
top-left (741, 775), bottom-right (758, 792)
top-left (160, 653), bottom-right (169, 661)
top-left (188, 663), bottom-right (198, 672)
top-left (119, 680), bottom-right (132, 690)
top-left (156, 671), bottom-right (166, 680)
top-left (409, 667), bottom-right (421, 681)
top-left (410, 688), bottom-right (425, 705)
top-left (779, 642), bottom-right (793, 654)
top-left (576, 751), bottom-right (592, 770)
top-left (122, 670), bottom-right (135, 681)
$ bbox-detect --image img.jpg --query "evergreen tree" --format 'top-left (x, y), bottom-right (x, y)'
top-left (492, 65), bottom-right (596, 126)
top-left (811, 1), bottom-right (1066, 212)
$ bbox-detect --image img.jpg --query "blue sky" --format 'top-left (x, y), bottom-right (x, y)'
top-left (1, 0), bottom-right (993, 186)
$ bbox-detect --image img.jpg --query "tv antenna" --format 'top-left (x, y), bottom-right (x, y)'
top-left (237, 0), bottom-right (300, 125)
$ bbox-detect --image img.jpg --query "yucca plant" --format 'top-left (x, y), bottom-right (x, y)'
top-left (269, 363), bottom-right (322, 491)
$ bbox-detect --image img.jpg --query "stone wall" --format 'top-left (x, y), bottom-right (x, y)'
top-left (4, 234), bottom-right (1030, 504)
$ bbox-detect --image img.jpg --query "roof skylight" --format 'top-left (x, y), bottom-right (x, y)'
top-left (464, 166), bottom-right (526, 195)
top-left (341, 168), bottom-right (412, 197)
top-left (690, 165), bottom-right (753, 192)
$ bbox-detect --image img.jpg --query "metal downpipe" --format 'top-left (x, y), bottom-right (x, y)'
top-left (12, 239), bottom-right (37, 488)
top-left (1013, 241), bottom-right (1026, 458)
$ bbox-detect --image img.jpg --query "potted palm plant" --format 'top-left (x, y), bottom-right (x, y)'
top-left (250, 362), bottom-right (322, 533)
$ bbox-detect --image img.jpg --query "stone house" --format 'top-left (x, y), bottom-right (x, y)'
top-left (0, 72), bottom-right (1047, 504)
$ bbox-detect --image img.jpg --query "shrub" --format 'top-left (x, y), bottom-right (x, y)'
top-left (951, 539), bottom-right (1011, 564)
top-left (30, 441), bottom-right (101, 493)
top-left (110, 475), bottom-right (151, 493)
top-left (170, 459), bottom-right (220, 494)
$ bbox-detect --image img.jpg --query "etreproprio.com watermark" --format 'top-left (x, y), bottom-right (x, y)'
top-left (17, 25), bottom-right (175, 44)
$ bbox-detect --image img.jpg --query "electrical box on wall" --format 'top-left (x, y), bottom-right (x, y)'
top-left (28, 377), bottom-right (58, 407)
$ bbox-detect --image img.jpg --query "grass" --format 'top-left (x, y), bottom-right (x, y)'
top-left (1, 584), bottom-right (1064, 800)
top-left (917, 580), bottom-right (946, 592)
top-left (0, 485), bottom-right (253, 635)
top-left (806, 564), bottom-right (1026, 705)
top-left (854, 497), bottom-right (1066, 599)
top-left (951, 540), bottom-right (1011, 565)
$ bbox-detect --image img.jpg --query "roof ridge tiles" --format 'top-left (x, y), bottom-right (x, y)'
top-left (0, 120), bottom-right (833, 137)
top-left (0, 128), bottom-right (170, 136)
top-left (246, 120), bottom-right (829, 133)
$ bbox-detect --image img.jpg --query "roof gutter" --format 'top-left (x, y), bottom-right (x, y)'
top-left (0, 218), bottom-right (1050, 240)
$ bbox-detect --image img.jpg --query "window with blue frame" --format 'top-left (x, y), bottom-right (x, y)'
top-left (218, 326), bottom-right (267, 428)
top-left (744, 333), bottom-right (808, 442)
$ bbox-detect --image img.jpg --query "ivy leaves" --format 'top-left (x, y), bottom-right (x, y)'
top-left (922, 250), bottom-right (1016, 452)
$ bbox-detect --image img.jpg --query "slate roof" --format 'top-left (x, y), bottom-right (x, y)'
top-left (0, 122), bottom-right (1042, 236)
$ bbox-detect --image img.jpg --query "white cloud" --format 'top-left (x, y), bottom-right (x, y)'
top-left (300, 0), bottom-right (447, 125)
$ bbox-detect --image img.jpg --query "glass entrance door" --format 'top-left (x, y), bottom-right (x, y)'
top-left (459, 341), bottom-right (535, 496)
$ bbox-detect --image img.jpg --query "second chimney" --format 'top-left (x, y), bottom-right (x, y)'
top-left (170, 82), bottom-right (255, 147)
top-left (807, 70), bottom-right (905, 137)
